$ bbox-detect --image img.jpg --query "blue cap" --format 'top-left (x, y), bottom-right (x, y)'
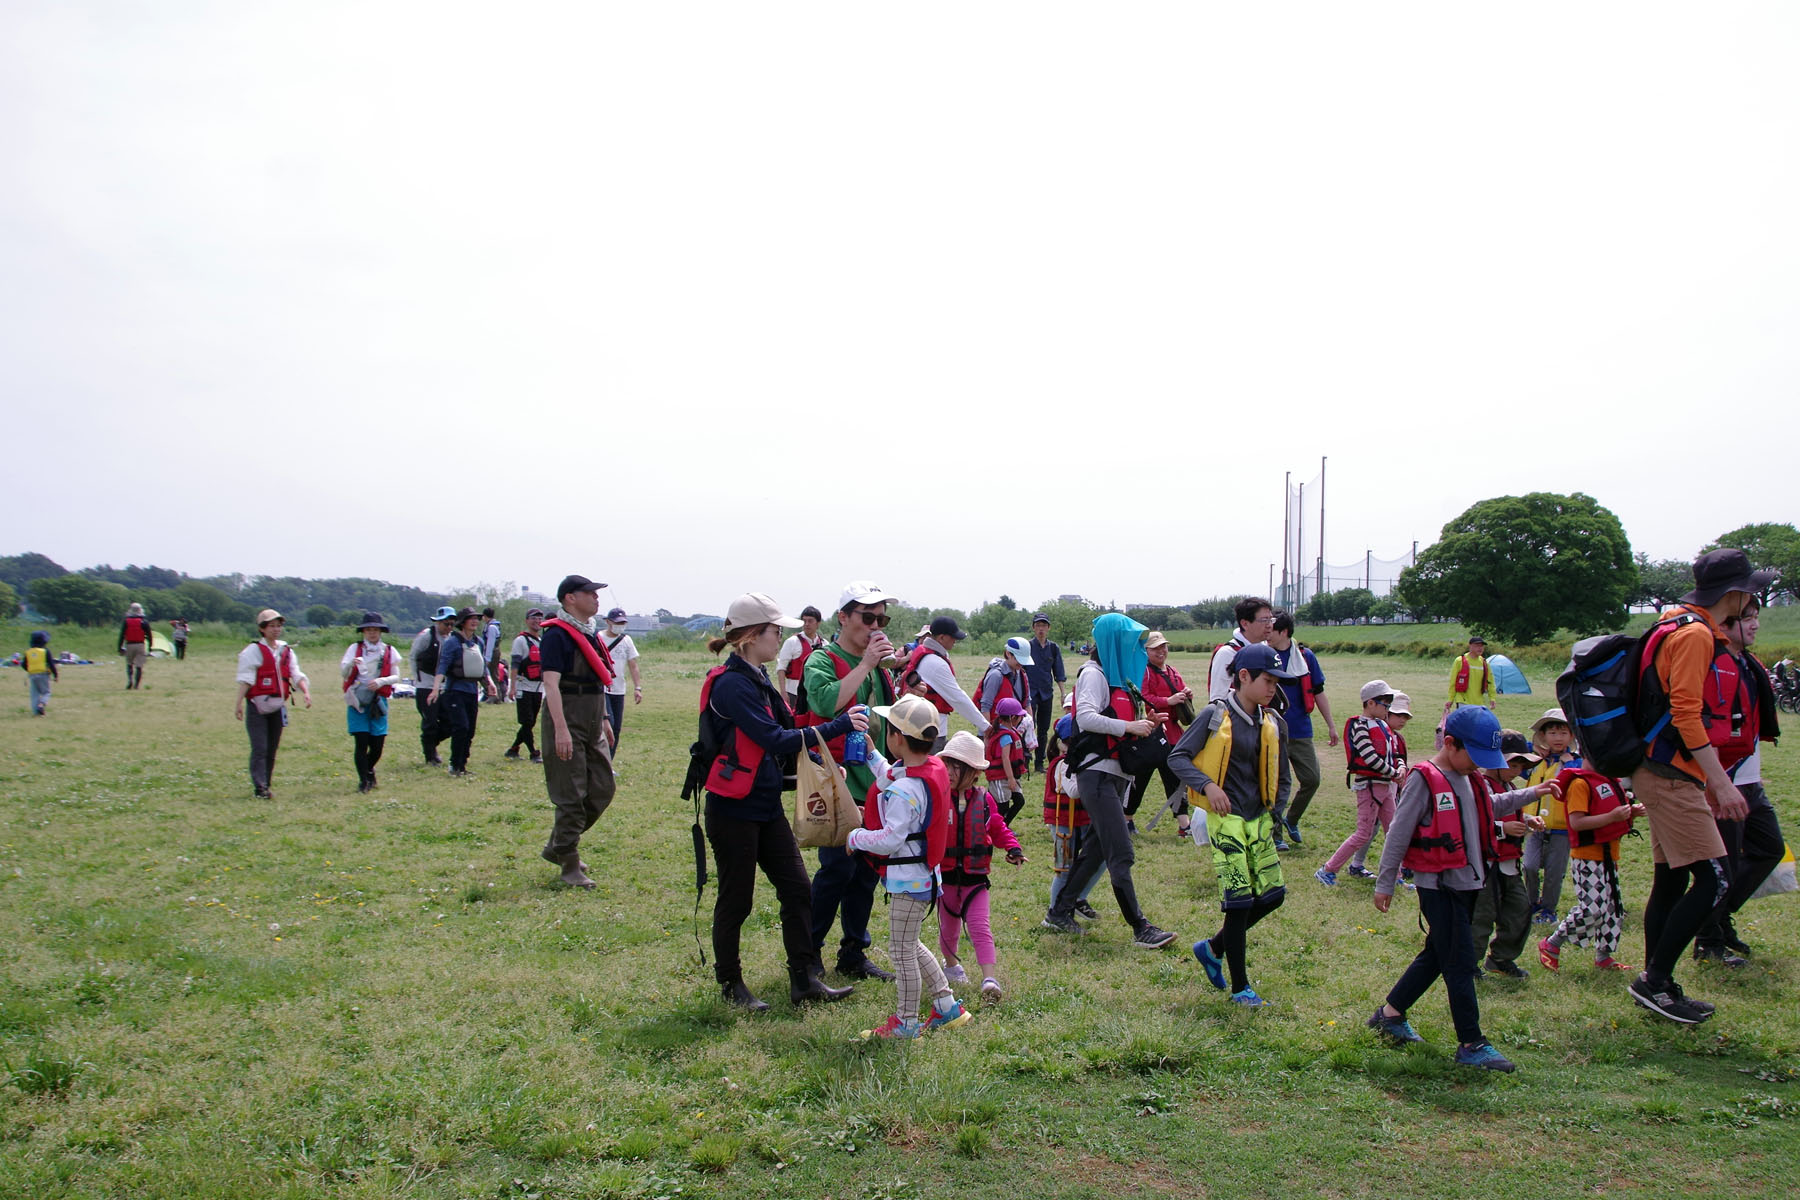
top-left (1444, 706), bottom-right (1507, 769)
top-left (1231, 643), bottom-right (1297, 679)
top-left (432, 606), bottom-right (457, 622)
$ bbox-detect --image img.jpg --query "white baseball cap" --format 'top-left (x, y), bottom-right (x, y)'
top-left (723, 593), bottom-right (804, 634)
top-left (837, 580), bottom-right (900, 611)
top-left (1004, 636), bottom-right (1034, 666)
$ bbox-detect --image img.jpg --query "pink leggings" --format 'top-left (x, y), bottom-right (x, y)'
top-left (1324, 782), bottom-right (1397, 872)
top-left (937, 882), bottom-right (996, 968)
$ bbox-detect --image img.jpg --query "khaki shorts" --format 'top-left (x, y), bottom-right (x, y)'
top-left (1630, 766), bottom-right (1726, 868)
top-left (123, 643), bottom-right (149, 669)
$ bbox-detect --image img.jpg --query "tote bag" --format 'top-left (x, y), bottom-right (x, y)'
top-left (793, 733), bottom-right (862, 848)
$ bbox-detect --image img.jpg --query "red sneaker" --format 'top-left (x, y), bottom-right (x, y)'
top-left (1537, 939), bottom-right (1560, 972)
top-left (1593, 956), bottom-right (1632, 972)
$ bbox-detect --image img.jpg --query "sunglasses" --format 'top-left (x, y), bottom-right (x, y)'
top-left (853, 610), bottom-right (891, 629)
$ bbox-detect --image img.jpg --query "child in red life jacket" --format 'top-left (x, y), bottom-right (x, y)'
top-left (1366, 707), bottom-right (1558, 1073)
top-left (985, 696), bottom-right (1029, 823)
top-left (936, 731), bottom-right (1027, 1004)
top-left (845, 695), bottom-right (975, 1040)
top-left (1344, 692), bottom-right (1416, 877)
top-left (1044, 700), bottom-right (1107, 920)
top-left (1540, 769), bottom-right (1644, 974)
top-left (1317, 681), bottom-right (1405, 886)
top-left (1468, 732), bottom-right (1555, 978)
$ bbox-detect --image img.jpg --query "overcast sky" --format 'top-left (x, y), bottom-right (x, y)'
top-left (4, 3), bottom-right (1796, 616)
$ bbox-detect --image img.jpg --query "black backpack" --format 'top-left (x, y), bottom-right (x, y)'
top-left (1555, 612), bottom-right (1707, 777)
top-left (415, 627), bottom-right (441, 676)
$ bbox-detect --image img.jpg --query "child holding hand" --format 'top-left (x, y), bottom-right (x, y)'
top-left (937, 731), bottom-right (1027, 1003)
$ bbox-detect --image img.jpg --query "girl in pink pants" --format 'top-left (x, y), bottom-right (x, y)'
top-left (937, 732), bottom-right (1027, 1003)
top-left (1322, 780), bottom-right (1398, 875)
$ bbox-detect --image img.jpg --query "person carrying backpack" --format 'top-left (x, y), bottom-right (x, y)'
top-left (505, 608), bottom-right (547, 763)
top-left (428, 608), bottom-right (497, 777)
top-left (410, 607), bottom-right (457, 766)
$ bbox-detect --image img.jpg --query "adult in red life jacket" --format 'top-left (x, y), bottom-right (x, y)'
top-left (233, 609), bottom-right (313, 799)
top-left (339, 612), bottom-right (405, 794)
top-left (537, 576), bottom-right (617, 890)
top-left (119, 601), bottom-right (151, 690)
top-left (1040, 612), bottom-right (1178, 951)
top-left (1696, 596), bottom-right (1787, 965)
top-left (899, 616), bottom-right (989, 745)
top-left (774, 605), bottom-right (824, 713)
top-left (1367, 706), bottom-right (1555, 1073)
top-left (1139, 631), bottom-right (1199, 839)
top-left (505, 608), bottom-right (547, 763)
top-left (701, 592), bottom-right (863, 1011)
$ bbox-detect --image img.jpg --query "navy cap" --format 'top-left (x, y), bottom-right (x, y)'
top-left (1232, 643), bottom-right (1297, 679)
top-left (605, 607), bottom-right (627, 622)
top-left (1444, 706), bottom-right (1507, 769)
top-left (930, 616), bottom-right (968, 641)
top-left (557, 574), bottom-right (606, 600)
top-left (1032, 612), bottom-right (1050, 624)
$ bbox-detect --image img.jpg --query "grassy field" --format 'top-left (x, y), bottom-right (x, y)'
top-left (2, 630), bottom-right (1797, 1199)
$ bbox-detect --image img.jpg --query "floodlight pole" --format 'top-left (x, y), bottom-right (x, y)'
top-left (1316, 456), bottom-right (1326, 599)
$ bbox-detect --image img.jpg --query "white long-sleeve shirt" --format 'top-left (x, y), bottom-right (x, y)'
top-left (1074, 661), bottom-right (1133, 778)
top-left (844, 749), bottom-right (937, 894)
top-left (236, 640), bottom-right (307, 688)
top-left (912, 646), bottom-right (989, 735)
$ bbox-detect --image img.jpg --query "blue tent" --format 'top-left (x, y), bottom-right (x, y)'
top-left (1489, 653), bottom-right (1531, 695)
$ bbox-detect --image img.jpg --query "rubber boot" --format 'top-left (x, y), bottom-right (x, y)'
top-left (721, 977), bottom-right (770, 1013)
top-left (790, 965), bottom-right (854, 1006)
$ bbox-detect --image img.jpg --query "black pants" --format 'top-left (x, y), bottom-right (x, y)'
top-left (352, 732), bottom-right (386, 786)
top-left (1031, 691), bottom-right (1054, 770)
top-left (1051, 771), bottom-right (1147, 930)
top-left (605, 691), bottom-right (626, 749)
top-left (1700, 786), bottom-right (1786, 948)
top-left (245, 708), bottom-right (284, 792)
top-left (441, 690), bottom-right (479, 770)
top-left (1643, 857), bottom-right (1730, 982)
top-left (1387, 886), bottom-right (1483, 1046)
top-left (415, 690), bottom-right (448, 763)
top-left (510, 691), bottom-right (542, 755)
top-left (174, 640), bottom-right (187, 661)
top-left (810, 844), bottom-right (879, 969)
top-left (706, 806), bottom-right (815, 982)
top-left (1129, 761), bottom-right (1187, 821)
top-left (1207, 893), bottom-right (1284, 992)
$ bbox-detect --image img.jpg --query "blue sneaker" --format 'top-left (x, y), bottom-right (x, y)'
top-left (1345, 864), bottom-right (1375, 880)
top-left (1229, 988), bottom-right (1270, 1007)
top-left (1366, 1007), bottom-right (1423, 1044)
top-left (1314, 867), bottom-right (1338, 887)
top-left (923, 1001), bottom-right (973, 1033)
top-left (1285, 820), bottom-right (1302, 846)
top-left (1454, 1041), bottom-right (1516, 1072)
top-left (1192, 939), bottom-right (1227, 990)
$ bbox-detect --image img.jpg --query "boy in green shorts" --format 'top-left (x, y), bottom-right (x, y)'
top-left (1168, 643), bottom-right (1293, 1007)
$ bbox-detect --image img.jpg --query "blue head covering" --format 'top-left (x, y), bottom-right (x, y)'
top-left (30, 630), bottom-right (49, 647)
top-left (1091, 612), bottom-right (1149, 692)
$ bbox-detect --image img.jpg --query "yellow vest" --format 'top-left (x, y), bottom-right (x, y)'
top-left (1522, 756), bottom-right (1571, 828)
top-left (25, 647), bottom-right (49, 674)
top-left (1186, 699), bottom-right (1282, 811)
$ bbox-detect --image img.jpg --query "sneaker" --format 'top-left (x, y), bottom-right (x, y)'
top-left (1285, 820), bottom-right (1303, 846)
top-left (529, 752), bottom-right (543, 764)
top-left (1345, 864), bottom-right (1375, 880)
top-left (1176, 825), bottom-right (1190, 840)
top-left (1229, 988), bottom-right (1270, 1007)
top-left (1531, 907), bottom-right (1557, 924)
top-left (425, 756), bottom-right (443, 767)
top-left (1485, 957), bottom-right (1529, 979)
top-left (1073, 900), bottom-right (1100, 921)
top-left (503, 748), bottom-right (520, 760)
top-left (1665, 979), bottom-right (1715, 1015)
top-left (1314, 867), bottom-right (1338, 887)
top-left (1538, 940), bottom-right (1560, 972)
top-left (980, 977), bottom-right (1003, 1004)
top-left (1274, 837), bottom-right (1291, 852)
top-left (448, 768), bottom-right (474, 778)
top-left (1722, 929), bottom-right (1753, 957)
top-left (1694, 945), bottom-right (1749, 969)
top-left (944, 963), bottom-right (969, 985)
top-left (1593, 956), bottom-right (1632, 972)
top-left (1191, 939), bottom-right (1227, 990)
top-left (1454, 1042), bottom-right (1516, 1072)
top-left (1367, 1007), bottom-right (1423, 1044)
top-left (860, 1014), bottom-right (923, 1040)
top-left (840, 959), bottom-right (897, 983)
top-left (1133, 924), bottom-right (1177, 950)
top-left (1628, 976), bottom-right (1712, 1024)
top-left (1041, 911), bottom-right (1084, 935)
top-left (923, 1001), bottom-right (973, 1032)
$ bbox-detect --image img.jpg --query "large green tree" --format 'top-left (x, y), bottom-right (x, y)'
top-left (1704, 522), bottom-right (1800, 603)
top-left (30, 574), bottom-right (132, 626)
top-left (1396, 492), bottom-right (1636, 644)
top-left (1631, 553), bottom-right (1693, 609)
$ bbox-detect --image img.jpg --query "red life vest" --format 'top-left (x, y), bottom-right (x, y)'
top-left (519, 634), bottom-right (543, 682)
top-left (246, 642), bottom-right (294, 701)
top-left (124, 615), bottom-right (148, 644)
top-left (785, 634), bottom-right (820, 683)
top-left (944, 787), bottom-right (996, 881)
top-left (903, 643), bottom-right (956, 715)
top-left (1042, 752), bottom-right (1089, 827)
top-left (1401, 760), bottom-right (1498, 874)
top-left (1294, 645), bottom-right (1317, 713)
top-left (342, 642), bottom-right (397, 697)
top-left (1704, 647), bottom-right (1754, 770)
top-left (1343, 716), bottom-right (1399, 779)
top-left (982, 664), bottom-right (1029, 717)
top-left (697, 662), bottom-right (775, 801)
top-left (1452, 654), bottom-right (1491, 699)
top-left (1563, 767), bottom-right (1634, 851)
top-left (806, 646), bottom-right (894, 759)
top-left (539, 618), bottom-right (615, 688)
top-left (1071, 663), bottom-right (1138, 763)
top-left (860, 756), bottom-right (952, 878)
top-left (983, 721), bottom-right (1027, 782)
top-left (1142, 662), bottom-right (1189, 734)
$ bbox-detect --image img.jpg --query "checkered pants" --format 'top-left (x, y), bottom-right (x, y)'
top-left (1552, 857), bottom-right (1623, 956)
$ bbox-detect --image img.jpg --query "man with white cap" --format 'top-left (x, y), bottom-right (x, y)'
top-left (804, 580), bottom-right (903, 982)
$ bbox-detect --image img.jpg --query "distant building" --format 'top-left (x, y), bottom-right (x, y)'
top-left (683, 615), bottom-right (723, 633)
top-left (621, 613), bottom-right (660, 634)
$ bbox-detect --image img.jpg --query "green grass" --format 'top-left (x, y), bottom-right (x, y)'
top-left (1, 635), bottom-right (1797, 1198)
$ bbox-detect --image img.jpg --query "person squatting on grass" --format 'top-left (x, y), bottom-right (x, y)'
top-left (537, 575), bottom-right (618, 890)
top-left (1365, 706), bottom-right (1549, 1073)
top-left (698, 593), bottom-right (860, 1011)
top-left (234, 609), bottom-right (312, 800)
top-left (937, 730), bottom-right (1027, 1005)
top-left (23, 630), bottom-right (58, 716)
top-left (1168, 643), bottom-right (1293, 1007)
top-left (1316, 680), bottom-right (1405, 886)
top-left (1695, 596), bottom-right (1788, 966)
top-left (1041, 612), bottom-right (1177, 950)
top-left (339, 612), bottom-right (405, 794)
top-left (845, 695), bottom-right (975, 1039)
top-left (1467, 732), bottom-right (1555, 978)
top-left (1521, 708), bottom-right (1580, 923)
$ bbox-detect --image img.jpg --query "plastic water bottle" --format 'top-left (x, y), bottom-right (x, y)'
top-left (842, 729), bottom-right (868, 765)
